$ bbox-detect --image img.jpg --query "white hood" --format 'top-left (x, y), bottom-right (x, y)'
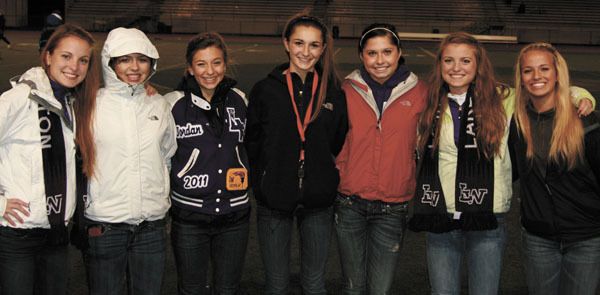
top-left (101, 27), bottom-right (159, 92)
top-left (11, 67), bottom-right (61, 109)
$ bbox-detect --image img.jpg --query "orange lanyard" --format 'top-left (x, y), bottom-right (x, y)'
top-left (285, 70), bottom-right (319, 161)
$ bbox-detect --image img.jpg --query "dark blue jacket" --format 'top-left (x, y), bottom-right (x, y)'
top-left (166, 77), bottom-right (250, 219)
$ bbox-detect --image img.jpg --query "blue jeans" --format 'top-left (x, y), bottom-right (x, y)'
top-left (334, 194), bottom-right (408, 294)
top-left (0, 226), bottom-right (68, 295)
top-left (256, 204), bottom-right (333, 295)
top-left (171, 211), bottom-right (250, 295)
top-left (426, 215), bottom-right (507, 295)
top-left (84, 219), bottom-right (167, 295)
top-left (522, 231), bottom-right (600, 295)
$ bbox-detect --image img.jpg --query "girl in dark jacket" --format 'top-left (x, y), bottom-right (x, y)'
top-left (245, 12), bottom-right (348, 294)
top-left (511, 42), bottom-right (600, 295)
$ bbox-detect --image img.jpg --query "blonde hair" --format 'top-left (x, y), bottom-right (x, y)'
top-left (514, 42), bottom-right (584, 169)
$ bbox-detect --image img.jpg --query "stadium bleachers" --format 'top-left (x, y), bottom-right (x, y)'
top-left (492, 0), bottom-right (600, 44)
top-left (65, 0), bottom-right (600, 44)
top-left (495, 0), bottom-right (600, 27)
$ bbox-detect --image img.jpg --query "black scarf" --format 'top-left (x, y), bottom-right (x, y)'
top-left (409, 89), bottom-right (497, 233)
top-left (70, 148), bottom-right (89, 250)
top-left (17, 78), bottom-right (72, 245)
top-left (38, 98), bottom-right (69, 245)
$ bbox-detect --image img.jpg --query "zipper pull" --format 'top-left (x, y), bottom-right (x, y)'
top-left (544, 183), bottom-right (553, 196)
top-left (298, 160), bottom-right (305, 189)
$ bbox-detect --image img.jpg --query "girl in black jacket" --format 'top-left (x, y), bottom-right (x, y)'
top-left (510, 42), bottom-right (600, 295)
top-left (245, 12), bottom-right (348, 294)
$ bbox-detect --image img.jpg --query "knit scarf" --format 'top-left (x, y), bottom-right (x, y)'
top-left (70, 148), bottom-right (89, 250)
top-left (409, 90), bottom-right (497, 233)
top-left (16, 78), bottom-right (72, 245)
top-left (38, 98), bottom-right (69, 245)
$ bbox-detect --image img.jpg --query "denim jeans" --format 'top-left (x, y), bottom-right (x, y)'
top-left (0, 226), bottom-right (69, 295)
top-left (334, 194), bottom-right (408, 294)
top-left (84, 219), bottom-right (167, 295)
top-left (256, 204), bottom-right (333, 295)
top-left (522, 231), bottom-right (600, 295)
top-left (426, 215), bottom-right (507, 295)
top-left (171, 210), bottom-right (250, 295)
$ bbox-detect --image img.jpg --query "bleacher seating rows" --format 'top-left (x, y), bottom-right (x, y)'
top-left (65, 0), bottom-right (600, 43)
top-left (494, 0), bottom-right (600, 27)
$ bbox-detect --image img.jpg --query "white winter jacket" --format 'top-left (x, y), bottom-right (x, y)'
top-left (84, 28), bottom-right (177, 224)
top-left (0, 67), bottom-right (76, 228)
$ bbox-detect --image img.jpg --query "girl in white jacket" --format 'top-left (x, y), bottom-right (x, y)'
top-left (0, 24), bottom-right (100, 295)
top-left (80, 27), bottom-right (177, 295)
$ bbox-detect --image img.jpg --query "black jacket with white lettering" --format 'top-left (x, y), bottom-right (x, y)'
top-left (165, 76), bottom-right (250, 219)
top-left (509, 109), bottom-right (600, 243)
top-left (245, 64), bottom-right (348, 213)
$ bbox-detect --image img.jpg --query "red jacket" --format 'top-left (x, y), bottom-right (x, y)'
top-left (336, 70), bottom-right (427, 203)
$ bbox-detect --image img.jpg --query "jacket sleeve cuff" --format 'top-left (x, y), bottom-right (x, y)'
top-left (570, 86), bottom-right (596, 109)
top-left (0, 195), bottom-right (6, 217)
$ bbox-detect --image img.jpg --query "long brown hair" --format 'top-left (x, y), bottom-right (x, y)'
top-left (418, 32), bottom-right (507, 159)
top-left (42, 24), bottom-right (101, 177)
top-left (514, 42), bottom-right (584, 169)
top-left (282, 11), bottom-right (340, 122)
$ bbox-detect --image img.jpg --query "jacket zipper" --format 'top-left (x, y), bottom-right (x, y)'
top-left (298, 160), bottom-right (305, 189)
top-left (545, 179), bottom-right (561, 240)
top-left (67, 94), bottom-right (75, 123)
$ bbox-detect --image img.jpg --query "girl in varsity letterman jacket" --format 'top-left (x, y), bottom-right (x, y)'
top-left (166, 77), bottom-right (249, 220)
top-left (164, 32), bottom-right (250, 294)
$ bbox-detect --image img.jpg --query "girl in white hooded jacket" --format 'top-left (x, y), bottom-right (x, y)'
top-left (81, 27), bottom-right (177, 295)
top-left (0, 24), bottom-right (101, 295)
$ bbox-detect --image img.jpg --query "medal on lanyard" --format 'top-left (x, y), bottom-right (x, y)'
top-left (285, 69), bottom-right (319, 188)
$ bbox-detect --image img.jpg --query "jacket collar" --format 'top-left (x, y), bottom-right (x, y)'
top-left (190, 93), bottom-right (211, 110)
top-left (11, 67), bottom-right (74, 130)
top-left (345, 69), bottom-right (419, 117)
top-left (11, 67), bottom-right (65, 110)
